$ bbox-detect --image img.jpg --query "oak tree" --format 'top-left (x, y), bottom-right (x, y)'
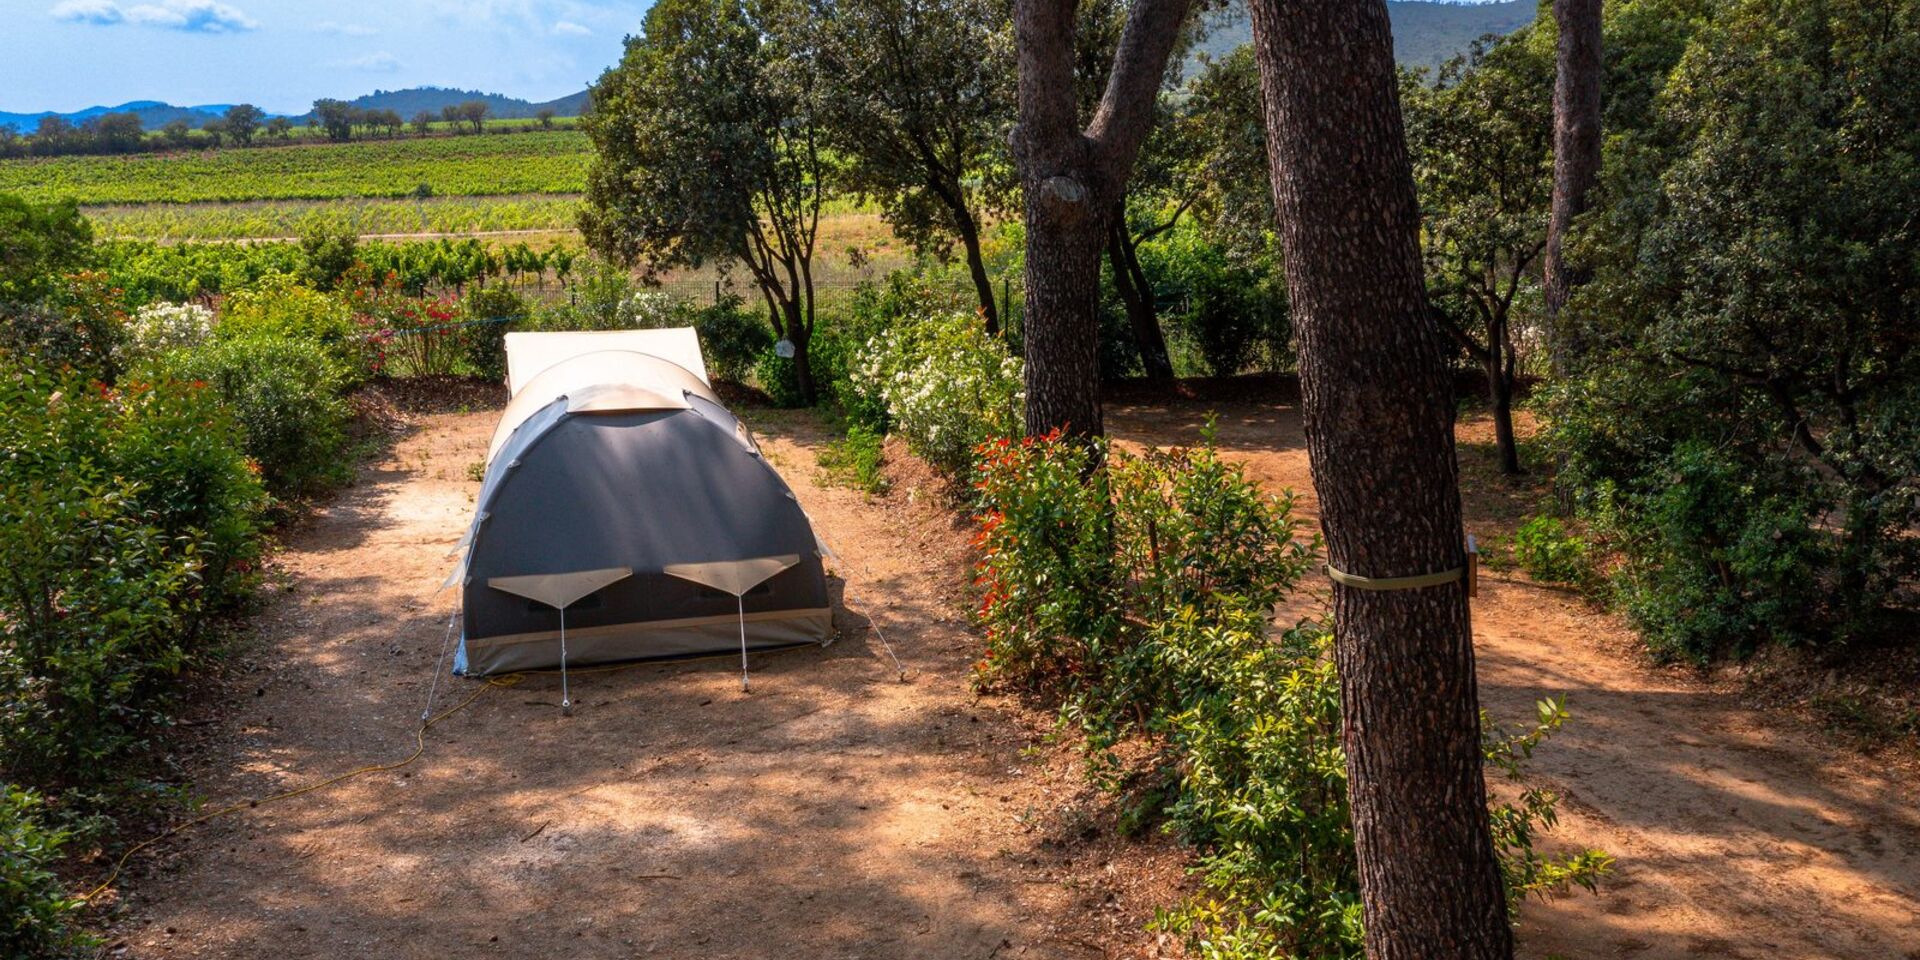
top-left (581, 0), bottom-right (833, 403)
top-left (816, 0), bottom-right (1016, 332)
top-left (1010, 0), bottom-right (1194, 437)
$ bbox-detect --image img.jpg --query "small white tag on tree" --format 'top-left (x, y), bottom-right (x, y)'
top-left (774, 339), bottom-right (796, 358)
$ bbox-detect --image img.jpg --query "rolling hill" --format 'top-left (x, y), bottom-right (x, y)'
top-left (0, 86), bottom-right (592, 132)
top-left (1193, 0), bottom-right (1537, 69)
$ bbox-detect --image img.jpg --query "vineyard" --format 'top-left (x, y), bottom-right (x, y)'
top-left (0, 130), bottom-right (590, 205)
top-left (83, 195), bottom-right (585, 241)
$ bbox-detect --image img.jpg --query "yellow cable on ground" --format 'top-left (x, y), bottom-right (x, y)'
top-left (80, 673), bottom-right (523, 906)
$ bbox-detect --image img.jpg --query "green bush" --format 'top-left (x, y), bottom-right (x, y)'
top-left (1143, 230), bottom-right (1290, 377)
top-left (151, 337), bottom-right (353, 497)
top-left (1512, 515), bottom-right (1589, 585)
top-left (972, 433), bottom-right (1607, 954)
top-left (0, 786), bottom-right (90, 958)
top-left (0, 362), bottom-right (264, 783)
top-left (217, 277), bottom-right (367, 377)
top-left (1607, 442), bottom-right (1828, 660)
top-left (693, 296), bottom-right (773, 383)
top-left (458, 284), bottom-right (526, 382)
top-left (847, 307), bottom-right (1022, 473)
top-left (0, 272), bottom-right (127, 380)
top-left (1548, 362), bottom-right (1842, 659)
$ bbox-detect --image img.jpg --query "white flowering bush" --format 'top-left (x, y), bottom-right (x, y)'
top-left (124, 302), bottom-right (214, 358)
top-left (848, 309), bottom-right (1023, 475)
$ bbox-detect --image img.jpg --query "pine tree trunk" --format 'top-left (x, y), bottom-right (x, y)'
top-left (1545, 0), bottom-right (1603, 372)
top-left (1245, 0), bottom-right (1515, 955)
top-left (1108, 213), bottom-right (1174, 381)
top-left (956, 208), bottom-right (1001, 335)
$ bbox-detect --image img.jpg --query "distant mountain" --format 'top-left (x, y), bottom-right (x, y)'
top-left (0, 86), bottom-right (592, 133)
top-left (0, 100), bottom-right (244, 132)
top-left (1192, 0), bottom-right (1537, 70)
top-left (316, 87), bottom-right (591, 122)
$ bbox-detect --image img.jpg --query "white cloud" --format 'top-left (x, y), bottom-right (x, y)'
top-left (53, 0), bottom-right (258, 32)
top-left (50, 0), bottom-right (124, 24)
top-left (551, 19), bottom-right (589, 36)
top-left (329, 51), bottom-right (402, 72)
top-left (315, 20), bottom-right (376, 37)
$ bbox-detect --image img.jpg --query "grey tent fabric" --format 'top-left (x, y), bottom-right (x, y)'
top-left (450, 332), bottom-right (831, 676)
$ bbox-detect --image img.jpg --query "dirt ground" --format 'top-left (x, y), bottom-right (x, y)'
top-left (1105, 399), bottom-right (1920, 960)
top-left (103, 396), bottom-right (1919, 959)
top-left (103, 399), bottom-right (1185, 960)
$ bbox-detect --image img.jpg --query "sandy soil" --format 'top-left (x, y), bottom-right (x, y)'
top-left (104, 395), bottom-right (1920, 959)
top-left (1105, 399), bottom-right (1920, 960)
top-left (103, 403), bottom-right (1186, 959)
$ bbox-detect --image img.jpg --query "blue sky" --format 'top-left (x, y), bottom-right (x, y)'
top-left (2, 0), bottom-right (655, 114)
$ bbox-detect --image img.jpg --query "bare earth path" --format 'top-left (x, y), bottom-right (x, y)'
top-left (112, 395), bottom-right (1919, 959)
top-left (1107, 399), bottom-right (1920, 960)
top-left (110, 403), bottom-right (1177, 959)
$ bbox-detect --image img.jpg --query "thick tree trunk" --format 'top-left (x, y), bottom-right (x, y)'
top-left (955, 207), bottom-right (1001, 335)
top-left (1544, 0), bottom-right (1603, 372)
top-left (1245, 0), bottom-right (1514, 956)
top-left (1107, 211), bottom-right (1174, 381)
top-left (1012, 0), bottom-right (1193, 439)
top-left (1022, 193), bottom-right (1110, 436)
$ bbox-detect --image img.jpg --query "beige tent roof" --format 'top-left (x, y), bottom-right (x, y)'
top-left (505, 328), bottom-right (710, 394)
top-left (488, 347), bottom-right (723, 460)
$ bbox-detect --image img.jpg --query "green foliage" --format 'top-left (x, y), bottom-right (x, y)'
top-left (692, 297), bottom-right (773, 383)
top-left (1550, 0), bottom-right (1920, 652)
top-left (0, 363), bottom-right (264, 784)
top-left (847, 305), bottom-right (1022, 473)
top-left (581, 0), bottom-right (833, 400)
top-left (150, 338), bottom-right (353, 498)
top-left (816, 422), bottom-right (889, 495)
top-left (0, 194), bottom-right (93, 303)
top-left (1134, 227), bottom-right (1291, 377)
top-left (972, 434), bottom-right (1605, 954)
top-left (1512, 515), bottom-right (1589, 585)
top-left (216, 276), bottom-right (365, 375)
top-left (298, 227), bottom-right (359, 292)
top-left (0, 271), bottom-right (127, 379)
top-left (0, 786), bottom-right (90, 958)
top-left (84, 195), bottom-right (585, 243)
top-left (0, 131), bottom-right (590, 205)
top-left (458, 284), bottom-right (527, 382)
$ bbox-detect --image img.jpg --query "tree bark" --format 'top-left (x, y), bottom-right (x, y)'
top-left (1486, 327), bottom-right (1521, 475)
top-left (955, 206), bottom-right (1001, 335)
top-left (1245, 0), bottom-right (1514, 956)
top-left (1107, 207), bottom-right (1174, 381)
top-left (1544, 0), bottom-right (1603, 372)
top-left (1012, 0), bottom-right (1193, 438)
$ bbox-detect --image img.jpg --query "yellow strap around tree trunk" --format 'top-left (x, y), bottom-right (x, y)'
top-left (1325, 563), bottom-right (1465, 591)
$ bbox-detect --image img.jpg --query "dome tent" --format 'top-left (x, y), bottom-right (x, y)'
top-left (446, 329), bottom-right (831, 689)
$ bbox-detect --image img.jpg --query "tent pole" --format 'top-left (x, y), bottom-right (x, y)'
top-left (422, 610), bottom-right (460, 722)
top-left (737, 594), bottom-right (750, 694)
top-left (559, 604), bottom-right (573, 716)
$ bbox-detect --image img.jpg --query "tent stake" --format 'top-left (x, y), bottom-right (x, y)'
top-left (737, 595), bottom-right (751, 693)
top-left (559, 605), bottom-right (573, 716)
